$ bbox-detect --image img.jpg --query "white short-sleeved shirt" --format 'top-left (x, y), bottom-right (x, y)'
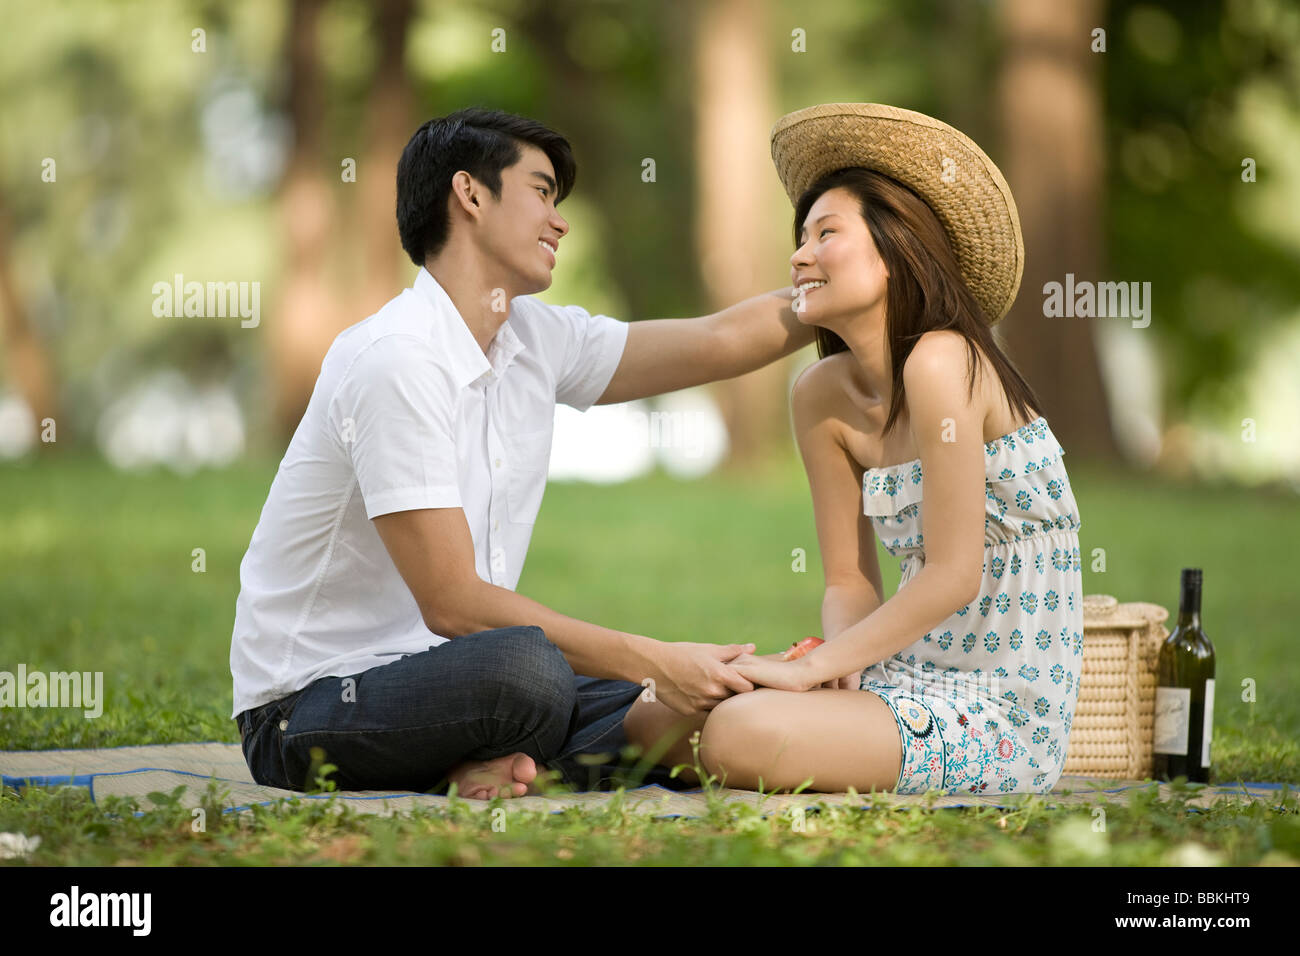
top-left (229, 267), bottom-right (629, 717)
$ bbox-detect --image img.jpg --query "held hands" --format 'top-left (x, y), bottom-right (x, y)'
top-left (647, 641), bottom-right (758, 715)
top-left (791, 637), bottom-right (860, 690)
top-left (727, 650), bottom-right (817, 693)
top-left (643, 636), bottom-right (863, 710)
top-left (724, 636), bottom-right (820, 693)
top-left (728, 636), bottom-right (862, 693)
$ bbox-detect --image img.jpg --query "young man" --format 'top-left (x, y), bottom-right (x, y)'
top-left (231, 108), bottom-right (812, 799)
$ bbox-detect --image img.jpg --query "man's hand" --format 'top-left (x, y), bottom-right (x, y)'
top-left (641, 641), bottom-right (758, 715)
top-left (372, 507), bottom-right (765, 700)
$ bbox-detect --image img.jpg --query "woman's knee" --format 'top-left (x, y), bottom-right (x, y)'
top-left (698, 692), bottom-right (788, 780)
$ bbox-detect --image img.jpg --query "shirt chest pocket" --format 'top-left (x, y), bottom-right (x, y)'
top-left (505, 427), bottom-right (552, 526)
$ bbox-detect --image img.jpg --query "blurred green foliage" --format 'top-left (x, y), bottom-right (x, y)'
top-left (1, 0), bottom-right (1296, 454)
top-left (1106, 0), bottom-right (1300, 414)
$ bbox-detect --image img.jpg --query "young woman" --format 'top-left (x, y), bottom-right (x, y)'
top-left (699, 104), bottom-right (1085, 795)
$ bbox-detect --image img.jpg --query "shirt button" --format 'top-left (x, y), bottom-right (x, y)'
top-left (279, 720), bottom-right (288, 731)
top-left (495, 458), bottom-right (502, 468)
top-left (493, 520), bottom-right (500, 531)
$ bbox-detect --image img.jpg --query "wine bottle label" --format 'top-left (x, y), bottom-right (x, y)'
top-left (1153, 686), bottom-right (1190, 755)
top-left (1201, 679), bottom-right (1215, 768)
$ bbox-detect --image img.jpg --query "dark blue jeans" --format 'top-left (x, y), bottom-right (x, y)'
top-left (236, 625), bottom-right (688, 794)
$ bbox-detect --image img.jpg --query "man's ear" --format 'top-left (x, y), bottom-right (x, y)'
top-left (450, 171), bottom-right (482, 216)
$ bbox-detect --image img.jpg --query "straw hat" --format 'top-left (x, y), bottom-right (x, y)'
top-left (771, 103), bottom-right (1024, 324)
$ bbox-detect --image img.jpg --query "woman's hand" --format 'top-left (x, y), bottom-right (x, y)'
top-left (822, 670), bottom-right (863, 691)
top-left (728, 652), bottom-right (818, 693)
top-left (783, 636), bottom-right (858, 689)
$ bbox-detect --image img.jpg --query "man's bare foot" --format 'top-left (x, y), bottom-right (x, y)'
top-left (446, 752), bottom-right (546, 800)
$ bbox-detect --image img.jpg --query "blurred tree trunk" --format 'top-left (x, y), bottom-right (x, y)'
top-left (355, 0), bottom-right (416, 317)
top-left (995, 0), bottom-right (1119, 460)
top-left (514, 4), bottom-right (699, 331)
top-left (0, 196), bottom-right (59, 451)
top-left (518, 0), bottom-right (793, 465)
top-left (271, 0), bottom-right (415, 436)
top-left (270, 0), bottom-right (343, 436)
top-left (692, 0), bottom-right (792, 465)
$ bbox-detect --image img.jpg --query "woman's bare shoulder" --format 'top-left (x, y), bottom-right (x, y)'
top-left (904, 330), bottom-right (1039, 438)
top-left (791, 353), bottom-right (887, 472)
top-left (791, 352), bottom-right (868, 423)
top-left (903, 329), bottom-right (974, 377)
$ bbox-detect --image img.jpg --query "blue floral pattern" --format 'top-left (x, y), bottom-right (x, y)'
top-left (861, 416), bottom-right (1083, 795)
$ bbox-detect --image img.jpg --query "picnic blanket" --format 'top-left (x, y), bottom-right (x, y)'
top-left (2, 743), bottom-right (1291, 818)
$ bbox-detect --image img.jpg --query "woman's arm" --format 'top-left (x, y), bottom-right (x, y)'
top-left (734, 331), bottom-right (988, 691)
top-left (790, 358), bottom-right (886, 688)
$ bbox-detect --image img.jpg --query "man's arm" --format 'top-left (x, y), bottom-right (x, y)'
top-left (371, 506), bottom-right (756, 715)
top-left (594, 287), bottom-right (812, 405)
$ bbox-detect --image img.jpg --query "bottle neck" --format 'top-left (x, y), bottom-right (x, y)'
top-left (1178, 570), bottom-right (1202, 628)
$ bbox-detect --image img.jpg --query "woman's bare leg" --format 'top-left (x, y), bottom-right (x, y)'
top-left (697, 687), bottom-right (903, 792)
top-left (622, 696), bottom-right (709, 785)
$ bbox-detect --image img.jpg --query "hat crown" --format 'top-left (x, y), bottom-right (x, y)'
top-left (771, 103), bottom-right (1024, 324)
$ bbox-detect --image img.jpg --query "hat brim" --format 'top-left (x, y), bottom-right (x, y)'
top-left (771, 103), bottom-right (1024, 324)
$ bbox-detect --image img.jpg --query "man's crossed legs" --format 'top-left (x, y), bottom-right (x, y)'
top-left (237, 626), bottom-right (707, 797)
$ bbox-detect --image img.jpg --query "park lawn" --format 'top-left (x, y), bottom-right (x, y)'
top-left (0, 450), bottom-right (1297, 865)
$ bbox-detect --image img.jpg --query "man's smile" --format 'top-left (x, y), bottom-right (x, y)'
top-left (539, 237), bottom-right (558, 266)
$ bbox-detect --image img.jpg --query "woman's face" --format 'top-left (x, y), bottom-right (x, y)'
top-left (790, 187), bottom-right (890, 330)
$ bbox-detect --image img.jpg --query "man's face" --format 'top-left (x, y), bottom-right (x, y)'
top-left (476, 144), bottom-right (568, 296)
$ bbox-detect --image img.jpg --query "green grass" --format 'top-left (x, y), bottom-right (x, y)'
top-left (3, 775), bottom-right (1297, 866)
top-left (1, 449), bottom-right (1297, 865)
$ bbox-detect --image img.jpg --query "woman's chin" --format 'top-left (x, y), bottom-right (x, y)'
top-left (796, 308), bottom-right (837, 332)
top-left (794, 293), bottom-right (843, 327)
top-left (793, 303), bottom-right (821, 326)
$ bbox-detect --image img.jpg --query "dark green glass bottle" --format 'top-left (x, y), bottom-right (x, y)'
top-left (1152, 568), bottom-right (1216, 783)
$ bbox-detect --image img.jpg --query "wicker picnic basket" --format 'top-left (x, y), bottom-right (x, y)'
top-left (1062, 593), bottom-right (1170, 779)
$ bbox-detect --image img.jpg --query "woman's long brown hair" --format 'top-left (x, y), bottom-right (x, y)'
top-left (793, 167), bottom-right (1043, 437)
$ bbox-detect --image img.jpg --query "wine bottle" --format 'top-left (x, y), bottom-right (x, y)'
top-left (1152, 568), bottom-right (1216, 783)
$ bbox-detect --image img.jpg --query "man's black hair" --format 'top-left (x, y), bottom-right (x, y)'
top-left (396, 107), bottom-right (577, 267)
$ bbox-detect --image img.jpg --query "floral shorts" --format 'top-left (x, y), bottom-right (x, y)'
top-left (864, 680), bottom-right (1044, 795)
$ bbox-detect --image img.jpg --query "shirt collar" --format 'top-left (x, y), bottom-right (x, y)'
top-left (413, 267), bottom-right (526, 388)
top-left (487, 315), bottom-right (526, 378)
